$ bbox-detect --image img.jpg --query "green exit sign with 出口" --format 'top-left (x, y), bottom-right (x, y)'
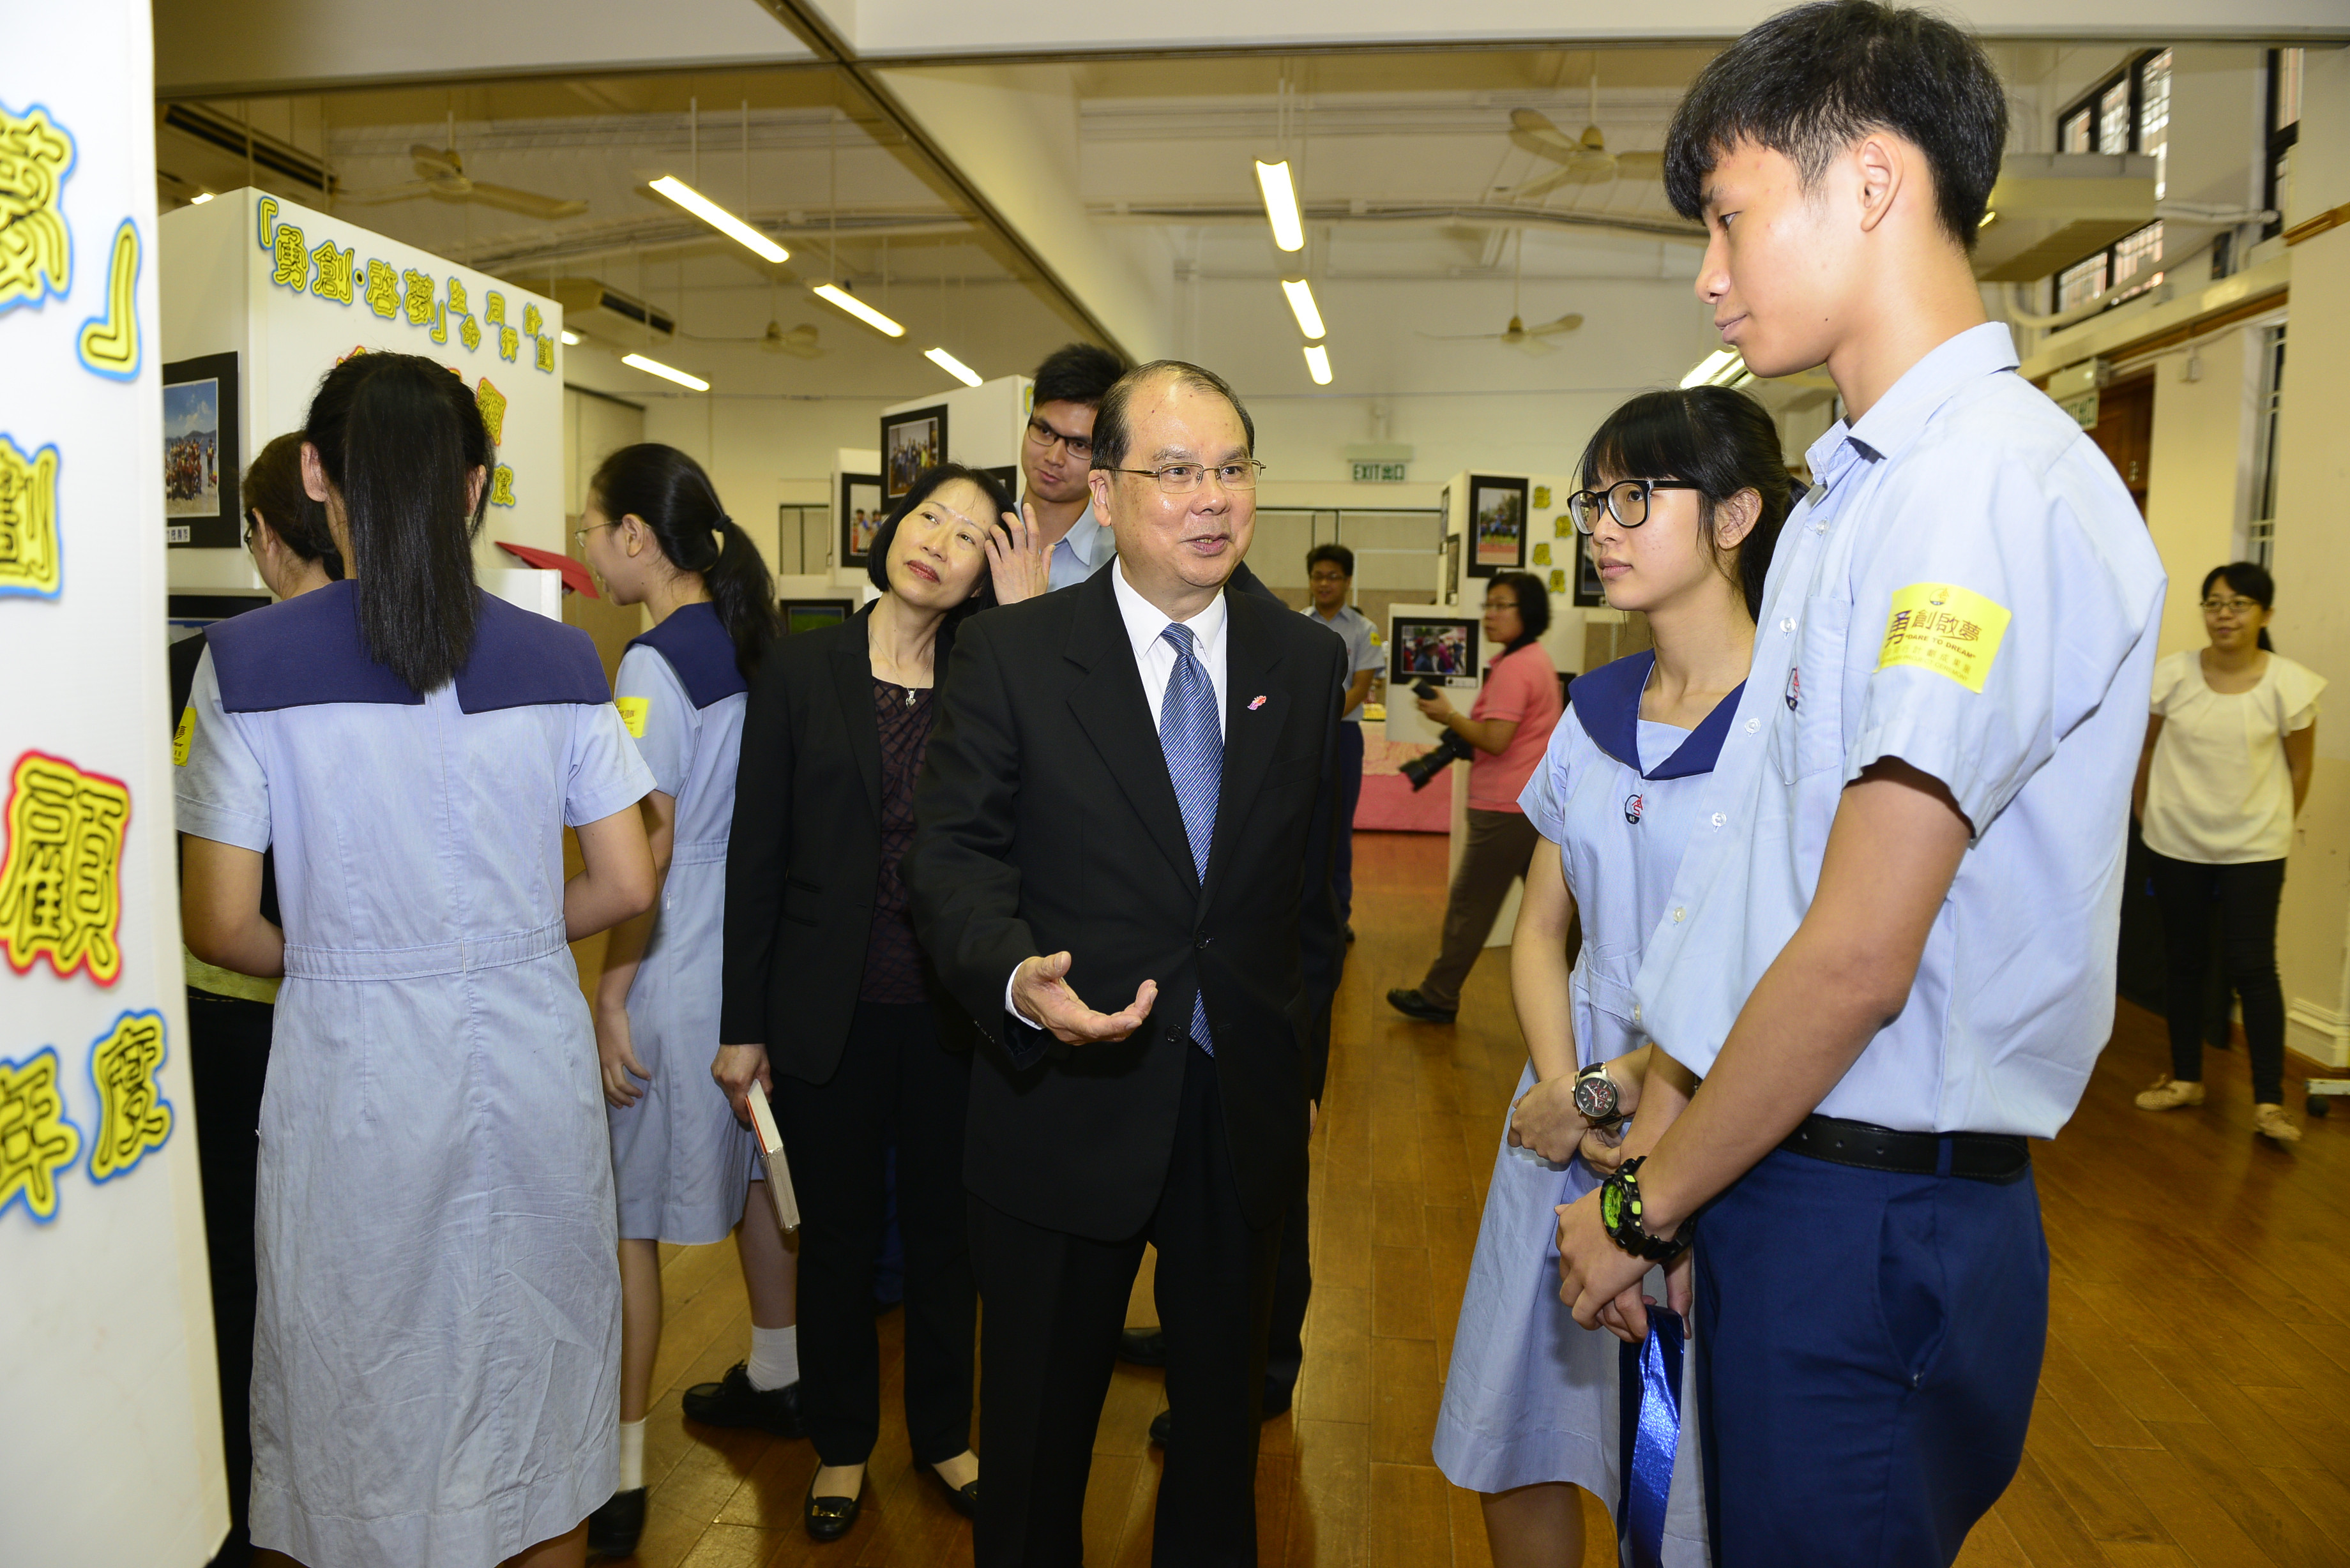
top-left (1351, 461), bottom-right (1407, 483)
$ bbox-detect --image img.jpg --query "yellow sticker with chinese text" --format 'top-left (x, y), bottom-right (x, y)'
top-left (173, 707), bottom-right (195, 765)
top-left (1879, 583), bottom-right (2011, 694)
top-left (616, 697), bottom-right (649, 738)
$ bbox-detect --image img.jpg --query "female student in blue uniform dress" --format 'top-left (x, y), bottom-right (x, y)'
top-left (1432, 386), bottom-right (1794, 1568)
top-left (575, 445), bottom-right (781, 1559)
top-left (178, 351), bottom-right (658, 1568)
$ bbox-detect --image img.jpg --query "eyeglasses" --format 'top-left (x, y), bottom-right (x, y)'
top-left (242, 511), bottom-right (260, 548)
top-left (1482, 598), bottom-right (1520, 614)
top-left (574, 522), bottom-right (618, 552)
top-left (1308, 569), bottom-right (1350, 584)
top-left (1026, 414), bottom-right (1095, 463)
top-left (1105, 460), bottom-right (1266, 495)
top-left (2201, 597), bottom-right (2261, 615)
top-left (1567, 479), bottom-right (1703, 534)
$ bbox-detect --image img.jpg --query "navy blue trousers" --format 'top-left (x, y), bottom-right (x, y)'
top-left (1695, 1147), bottom-right (2047, 1567)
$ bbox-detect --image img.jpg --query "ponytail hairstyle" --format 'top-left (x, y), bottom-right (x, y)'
top-left (2201, 561), bottom-right (2277, 652)
top-left (303, 352), bottom-right (489, 690)
top-left (589, 443), bottom-right (776, 679)
top-left (1576, 384), bottom-right (1800, 619)
top-left (243, 430), bottom-right (342, 579)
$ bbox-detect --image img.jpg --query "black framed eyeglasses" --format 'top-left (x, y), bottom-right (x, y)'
top-left (1105, 460), bottom-right (1266, 495)
top-left (1026, 414), bottom-right (1095, 463)
top-left (1567, 479), bottom-right (1703, 534)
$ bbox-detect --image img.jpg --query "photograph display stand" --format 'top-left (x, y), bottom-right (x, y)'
top-left (1466, 473), bottom-right (1528, 577)
top-left (161, 352), bottom-right (239, 548)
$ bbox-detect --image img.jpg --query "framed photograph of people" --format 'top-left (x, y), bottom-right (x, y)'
top-left (1388, 611), bottom-right (1482, 690)
top-left (1466, 474), bottom-right (1527, 577)
top-left (881, 405), bottom-right (948, 501)
top-left (162, 352), bottom-right (241, 548)
top-left (1572, 527), bottom-right (1608, 608)
top-left (838, 472), bottom-right (884, 569)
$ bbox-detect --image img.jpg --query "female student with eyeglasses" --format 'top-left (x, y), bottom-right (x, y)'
top-left (2133, 561), bottom-right (2323, 1143)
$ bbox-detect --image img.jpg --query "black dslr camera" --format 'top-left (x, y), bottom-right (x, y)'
top-left (1399, 680), bottom-right (1477, 791)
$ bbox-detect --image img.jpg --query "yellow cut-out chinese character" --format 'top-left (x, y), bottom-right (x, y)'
top-left (86, 1011), bottom-right (171, 1183)
top-left (487, 465), bottom-right (516, 507)
top-left (484, 290), bottom-right (506, 326)
top-left (474, 378), bottom-right (508, 444)
top-left (459, 315), bottom-right (481, 352)
top-left (0, 1048), bottom-right (79, 1224)
top-left (534, 335), bottom-right (556, 373)
top-left (364, 259), bottom-right (398, 319)
top-left (0, 433), bottom-right (61, 599)
top-left (0, 750), bottom-right (131, 985)
top-left (446, 276), bottom-right (470, 319)
top-left (0, 104), bottom-right (75, 310)
top-left (402, 268), bottom-right (436, 326)
top-left (255, 196), bottom-right (278, 251)
top-left (430, 303), bottom-right (449, 345)
top-left (522, 302), bottom-right (542, 336)
top-left (310, 239), bottom-right (355, 304)
top-left (76, 220), bottom-right (140, 380)
top-left (498, 326), bottom-right (519, 362)
top-left (270, 222), bottom-right (307, 292)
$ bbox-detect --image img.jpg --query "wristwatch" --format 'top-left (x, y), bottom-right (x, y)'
top-left (1572, 1062), bottom-right (1624, 1127)
top-left (1598, 1156), bottom-right (1692, 1263)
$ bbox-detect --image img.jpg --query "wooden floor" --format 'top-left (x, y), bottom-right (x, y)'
top-left (611, 831), bottom-right (2350, 1568)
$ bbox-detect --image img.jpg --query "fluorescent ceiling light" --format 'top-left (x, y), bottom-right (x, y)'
top-left (1303, 343), bottom-right (1332, 385)
top-left (1679, 349), bottom-right (1743, 389)
top-left (648, 175), bottom-right (789, 264)
top-left (1280, 278), bottom-right (1325, 340)
top-left (189, 191), bottom-right (214, 205)
top-left (622, 352), bottom-right (709, 392)
top-left (1255, 160), bottom-right (1305, 253)
top-left (812, 283), bottom-right (905, 338)
top-left (559, 329), bottom-right (581, 346)
top-left (925, 347), bottom-right (983, 388)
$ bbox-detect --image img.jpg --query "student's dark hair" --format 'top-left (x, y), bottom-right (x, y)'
top-left (2202, 561), bottom-right (2277, 652)
top-left (1032, 342), bottom-right (1128, 410)
top-left (1307, 542), bottom-right (1356, 578)
top-left (1487, 571), bottom-right (1551, 654)
top-left (1662, 0), bottom-right (2007, 250)
top-left (303, 352), bottom-right (488, 690)
top-left (243, 430), bottom-right (342, 580)
top-left (1577, 385), bottom-right (1800, 621)
top-left (589, 444), bottom-right (776, 679)
top-left (1089, 361), bottom-right (1255, 474)
top-left (866, 464), bottom-right (1019, 615)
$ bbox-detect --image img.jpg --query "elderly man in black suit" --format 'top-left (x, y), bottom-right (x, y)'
top-left (907, 361), bottom-right (1346, 1566)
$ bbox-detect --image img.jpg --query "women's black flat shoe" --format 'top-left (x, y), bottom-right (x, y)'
top-left (927, 1464), bottom-right (980, 1519)
top-left (585, 1486), bottom-right (647, 1560)
top-left (805, 1474), bottom-right (863, 1542)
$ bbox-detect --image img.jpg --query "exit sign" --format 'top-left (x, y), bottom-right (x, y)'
top-left (1351, 461), bottom-right (1407, 482)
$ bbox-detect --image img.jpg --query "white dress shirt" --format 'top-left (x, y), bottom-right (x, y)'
top-left (1005, 562), bottom-right (1231, 1020)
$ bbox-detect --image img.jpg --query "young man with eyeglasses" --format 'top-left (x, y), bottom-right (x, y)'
top-left (1020, 342), bottom-right (1128, 590)
top-left (1546, 5), bottom-right (2166, 1564)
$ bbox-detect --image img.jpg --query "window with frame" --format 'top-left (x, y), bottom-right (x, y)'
top-left (2264, 49), bottom-right (2303, 239)
top-left (2247, 324), bottom-right (2286, 569)
top-left (2051, 50), bottom-right (2171, 313)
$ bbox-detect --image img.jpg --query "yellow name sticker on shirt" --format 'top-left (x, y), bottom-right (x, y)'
top-left (172, 707), bottom-right (195, 766)
top-left (1879, 583), bottom-right (2011, 694)
top-left (615, 697), bottom-right (649, 738)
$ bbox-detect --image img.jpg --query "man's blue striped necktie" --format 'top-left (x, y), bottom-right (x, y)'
top-left (1158, 622), bottom-right (1220, 1055)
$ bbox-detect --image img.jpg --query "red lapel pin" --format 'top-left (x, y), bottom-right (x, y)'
top-left (1248, 695), bottom-right (1268, 711)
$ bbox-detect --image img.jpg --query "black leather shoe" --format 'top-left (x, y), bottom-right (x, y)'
top-left (1386, 987), bottom-right (1456, 1024)
top-left (927, 1464), bottom-right (980, 1519)
top-left (805, 1473), bottom-right (864, 1542)
top-left (586, 1487), bottom-right (647, 1560)
top-left (1149, 1406), bottom-right (1172, 1447)
top-left (682, 1362), bottom-right (805, 1438)
top-left (1118, 1327), bottom-right (1168, 1367)
top-left (1345, 924), bottom-right (1357, 943)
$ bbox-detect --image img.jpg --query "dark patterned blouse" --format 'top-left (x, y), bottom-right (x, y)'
top-left (861, 679), bottom-right (936, 1002)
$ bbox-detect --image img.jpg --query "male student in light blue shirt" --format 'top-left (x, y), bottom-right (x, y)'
top-left (1303, 543), bottom-right (1383, 937)
top-left (1549, 6), bottom-right (2165, 1565)
top-left (1018, 342), bottom-right (1126, 591)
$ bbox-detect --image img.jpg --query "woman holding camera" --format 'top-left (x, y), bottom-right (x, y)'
top-left (1388, 569), bottom-right (1562, 1025)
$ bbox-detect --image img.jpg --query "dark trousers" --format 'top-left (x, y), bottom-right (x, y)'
top-left (1332, 721), bottom-right (1365, 930)
top-left (2148, 850), bottom-right (2289, 1103)
top-left (771, 1000), bottom-right (975, 1468)
top-left (189, 988), bottom-right (274, 1568)
top-left (1419, 807), bottom-right (1540, 1010)
top-left (1695, 1148), bottom-right (2047, 1567)
top-left (972, 1048), bottom-right (1284, 1567)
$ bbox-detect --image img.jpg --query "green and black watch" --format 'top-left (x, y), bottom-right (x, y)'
top-left (1598, 1155), bottom-right (1692, 1263)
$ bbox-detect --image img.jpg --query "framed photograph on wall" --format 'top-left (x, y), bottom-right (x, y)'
top-left (881, 404), bottom-right (948, 501)
top-left (1443, 535), bottom-right (1461, 607)
top-left (1388, 611), bottom-right (1482, 690)
top-left (1466, 474), bottom-right (1527, 578)
top-left (838, 472), bottom-right (883, 569)
top-left (162, 352), bottom-right (240, 549)
top-left (1572, 527), bottom-right (1608, 608)
top-left (778, 596), bottom-right (857, 637)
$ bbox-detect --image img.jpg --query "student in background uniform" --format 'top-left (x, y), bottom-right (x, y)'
top-left (577, 445), bottom-right (781, 1560)
top-left (178, 352), bottom-right (658, 1568)
top-left (1550, 8), bottom-right (2165, 1563)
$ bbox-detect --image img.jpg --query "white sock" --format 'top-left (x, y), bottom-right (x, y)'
top-left (616, 1418), bottom-right (646, 1491)
top-left (747, 1323), bottom-right (800, 1391)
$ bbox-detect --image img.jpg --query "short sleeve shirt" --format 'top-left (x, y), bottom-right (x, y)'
top-left (1632, 324), bottom-right (2167, 1138)
top-left (2142, 650), bottom-right (2324, 864)
top-left (1467, 643), bottom-right (1563, 812)
top-left (1304, 604), bottom-right (1383, 721)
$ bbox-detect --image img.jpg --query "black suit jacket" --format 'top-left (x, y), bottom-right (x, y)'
top-left (906, 567), bottom-right (1347, 1239)
top-left (721, 604), bottom-right (967, 1083)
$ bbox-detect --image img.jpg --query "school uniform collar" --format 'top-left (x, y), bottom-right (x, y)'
top-left (1803, 321), bottom-right (2021, 490)
top-left (626, 600), bottom-right (747, 708)
top-left (1572, 649), bottom-right (1743, 781)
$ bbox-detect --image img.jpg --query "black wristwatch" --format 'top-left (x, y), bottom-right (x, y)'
top-left (1572, 1062), bottom-right (1623, 1127)
top-left (1598, 1156), bottom-right (1692, 1262)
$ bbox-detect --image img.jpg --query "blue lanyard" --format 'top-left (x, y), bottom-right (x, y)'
top-left (1618, 1308), bottom-right (1686, 1568)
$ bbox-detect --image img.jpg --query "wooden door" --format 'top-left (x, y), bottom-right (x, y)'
top-left (2089, 374), bottom-right (2155, 516)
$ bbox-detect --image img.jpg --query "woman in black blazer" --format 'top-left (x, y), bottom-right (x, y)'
top-left (718, 463), bottom-right (1036, 1541)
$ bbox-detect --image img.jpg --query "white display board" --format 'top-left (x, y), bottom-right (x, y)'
top-left (2, 7), bottom-right (231, 1564)
top-left (160, 190), bottom-right (564, 593)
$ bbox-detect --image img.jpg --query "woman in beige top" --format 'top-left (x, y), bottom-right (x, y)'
top-left (2132, 562), bottom-right (2323, 1143)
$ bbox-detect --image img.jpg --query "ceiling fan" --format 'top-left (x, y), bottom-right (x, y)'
top-left (1418, 233), bottom-right (1584, 356)
top-left (1506, 74), bottom-right (1664, 199)
top-left (761, 320), bottom-right (823, 358)
top-left (341, 116), bottom-right (588, 221)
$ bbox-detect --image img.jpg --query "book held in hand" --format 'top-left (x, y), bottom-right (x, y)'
top-left (745, 1081), bottom-right (801, 1234)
